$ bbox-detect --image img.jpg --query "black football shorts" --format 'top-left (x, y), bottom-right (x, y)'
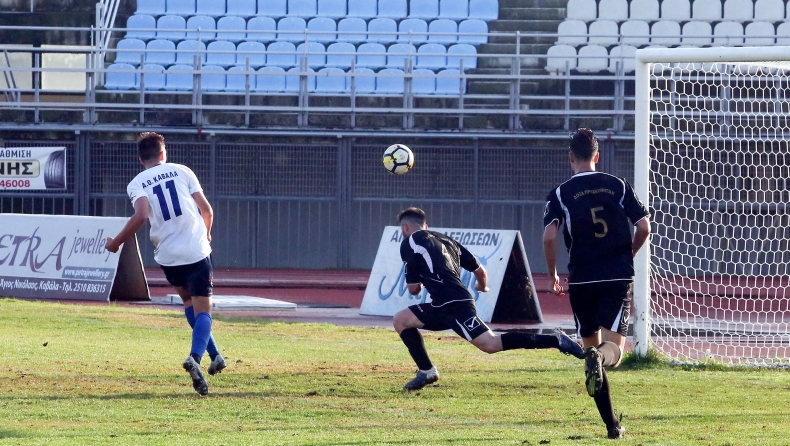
top-left (160, 256), bottom-right (214, 297)
top-left (409, 300), bottom-right (491, 341)
top-left (568, 281), bottom-right (632, 338)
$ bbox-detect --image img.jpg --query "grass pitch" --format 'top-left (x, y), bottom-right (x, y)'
top-left (1, 299), bottom-right (789, 445)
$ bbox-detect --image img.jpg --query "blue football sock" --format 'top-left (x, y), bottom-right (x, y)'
top-left (185, 307), bottom-right (220, 360)
top-left (190, 312), bottom-right (213, 363)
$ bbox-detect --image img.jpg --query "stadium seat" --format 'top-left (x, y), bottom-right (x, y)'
top-left (660, 0), bottom-right (690, 20)
top-left (157, 15), bottom-right (187, 41)
top-left (350, 67), bottom-right (375, 93)
top-left (565, 0), bottom-right (596, 21)
top-left (325, 42), bottom-right (356, 69)
top-left (712, 21), bottom-right (744, 46)
top-left (288, 0), bottom-right (317, 17)
top-left (236, 41), bottom-right (267, 67)
top-left (196, 0), bottom-right (225, 17)
top-left (681, 21), bottom-right (712, 45)
top-left (412, 68), bottom-right (436, 94)
top-left (777, 22), bottom-right (790, 45)
top-left (428, 19), bottom-right (458, 44)
top-left (307, 17), bottom-right (337, 43)
top-left (468, 0), bottom-right (498, 21)
top-left (140, 63), bottom-right (166, 90)
top-left (105, 63), bottom-right (138, 90)
top-left (317, 0), bottom-right (346, 18)
top-left (629, 0), bottom-right (659, 20)
top-left (206, 41), bottom-right (237, 68)
top-left (590, 20), bottom-right (621, 46)
top-left (175, 40), bottom-right (207, 65)
top-left (367, 18), bottom-right (398, 43)
top-left (114, 38), bottom-right (146, 65)
top-left (691, 0), bottom-right (722, 20)
top-left (217, 16), bottom-right (247, 43)
top-left (165, 64), bottom-right (194, 90)
top-left (435, 68), bottom-right (463, 94)
top-left (576, 45), bottom-right (608, 73)
top-left (723, 0), bottom-right (753, 21)
top-left (200, 65), bottom-right (226, 91)
top-left (247, 17), bottom-right (277, 42)
top-left (277, 17), bottom-right (307, 42)
top-left (136, 0), bottom-right (165, 16)
top-left (146, 39), bottom-right (177, 65)
top-left (258, 0), bottom-right (287, 17)
top-left (186, 15), bottom-right (216, 41)
top-left (348, 0), bottom-right (377, 18)
top-left (316, 67), bottom-right (346, 93)
top-left (166, 0), bottom-right (195, 15)
top-left (457, 19), bottom-right (488, 45)
top-left (386, 43), bottom-right (416, 69)
top-left (226, 0), bottom-right (256, 16)
top-left (440, 0), bottom-right (469, 19)
top-left (410, 0), bottom-right (438, 19)
top-left (267, 41), bottom-right (298, 67)
top-left (598, 0), bottom-right (628, 21)
top-left (556, 20), bottom-right (587, 46)
top-left (447, 43), bottom-right (477, 70)
top-left (256, 66), bottom-right (287, 92)
top-left (744, 21), bottom-right (775, 45)
top-left (378, 0), bottom-right (407, 18)
top-left (619, 20), bottom-right (649, 46)
top-left (651, 21), bottom-right (682, 45)
top-left (226, 65), bottom-right (255, 91)
top-left (337, 18), bottom-right (367, 43)
top-left (375, 68), bottom-right (404, 93)
top-left (416, 43), bottom-right (446, 70)
top-left (754, 0), bottom-right (783, 21)
top-left (356, 43), bottom-right (387, 68)
top-left (126, 15), bottom-right (156, 41)
top-left (296, 42), bottom-right (326, 68)
top-left (544, 44), bottom-right (577, 73)
top-left (607, 45), bottom-right (636, 73)
top-left (285, 66), bottom-right (316, 92)
top-left (398, 19), bottom-right (429, 44)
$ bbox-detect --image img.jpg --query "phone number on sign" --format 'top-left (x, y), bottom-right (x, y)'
top-left (0, 180), bottom-right (31, 188)
top-left (63, 282), bottom-right (107, 294)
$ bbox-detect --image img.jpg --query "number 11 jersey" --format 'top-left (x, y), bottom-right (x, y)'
top-left (127, 163), bottom-right (211, 266)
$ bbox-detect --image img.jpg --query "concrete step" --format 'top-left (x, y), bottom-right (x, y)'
top-left (499, 7), bottom-right (567, 21)
top-left (500, 0), bottom-right (569, 8)
top-left (489, 19), bottom-right (563, 33)
top-left (489, 33), bottom-right (557, 45)
top-left (468, 80), bottom-right (541, 95)
top-left (0, 12), bottom-right (93, 45)
top-left (0, 0), bottom-right (96, 12)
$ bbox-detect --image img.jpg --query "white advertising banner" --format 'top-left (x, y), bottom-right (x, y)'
top-left (0, 147), bottom-right (66, 190)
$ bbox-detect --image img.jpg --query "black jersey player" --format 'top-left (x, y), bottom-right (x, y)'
top-left (393, 207), bottom-right (585, 391)
top-left (542, 128), bottom-right (651, 439)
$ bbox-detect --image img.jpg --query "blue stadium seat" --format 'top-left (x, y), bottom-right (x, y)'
top-left (288, 0), bottom-right (317, 17)
top-left (350, 67), bottom-right (375, 93)
top-left (156, 15), bottom-right (187, 41)
top-left (337, 18), bottom-right (367, 43)
top-left (325, 42), bottom-right (356, 69)
top-left (458, 19), bottom-right (488, 45)
top-left (356, 43), bottom-right (386, 68)
top-left (226, 0), bottom-right (256, 16)
top-left (136, 0), bottom-right (165, 16)
top-left (398, 18), bottom-right (429, 44)
top-left (200, 65), bottom-right (226, 91)
top-left (247, 17), bottom-right (277, 42)
top-left (105, 63), bottom-right (138, 90)
top-left (165, 64), bottom-right (194, 90)
top-left (367, 18), bottom-right (397, 43)
top-left (447, 43), bottom-right (476, 70)
top-left (206, 41), bottom-right (237, 68)
top-left (469, 0), bottom-right (498, 21)
top-left (412, 68), bottom-right (436, 94)
top-left (286, 66), bottom-right (316, 92)
top-left (440, 0), bottom-right (469, 19)
top-left (140, 63), bottom-right (166, 90)
top-left (175, 40), bottom-right (206, 65)
top-left (348, 0), bottom-right (377, 18)
top-left (416, 43), bottom-right (446, 70)
top-left (126, 15), bottom-right (156, 41)
top-left (307, 17), bottom-right (336, 43)
top-left (196, 0), bottom-right (225, 17)
top-left (146, 39), bottom-right (177, 65)
top-left (277, 17), bottom-right (307, 42)
top-left (375, 68), bottom-right (404, 93)
top-left (256, 66), bottom-right (287, 92)
top-left (296, 42), bottom-right (326, 68)
top-left (226, 65), bottom-right (255, 91)
top-left (114, 38), bottom-right (146, 65)
top-left (166, 0), bottom-right (195, 16)
top-left (258, 0), bottom-right (287, 17)
top-left (436, 68), bottom-right (464, 94)
top-left (267, 41), bottom-right (298, 67)
top-left (386, 43), bottom-right (416, 69)
top-left (409, 0), bottom-right (438, 19)
top-left (428, 19), bottom-right (457, 44)
top-left (316, 67), bottom-right (346, 93)
top-left (236, 41), bottom-right (267, 67)
top-left (317, 0), bottom-right (346, 18)
top-left (186, 15), bottom-right (216, 41)
top-left (217, 16), bottom-right (247, 43)
top-left (378, 0), bottom-right (407, 18)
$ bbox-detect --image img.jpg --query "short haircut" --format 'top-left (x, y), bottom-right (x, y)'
top-left (137, 132), bottom-right (165, 161)
top-left (570, 128), bottom-right (598, 161)
top-left (397, 207), bottom-right (426, 227)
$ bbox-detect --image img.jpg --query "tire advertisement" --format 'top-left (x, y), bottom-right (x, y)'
top-left (0, 147), bottom-right (66, 190)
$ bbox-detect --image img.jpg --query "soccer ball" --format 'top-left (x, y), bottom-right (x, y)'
top-left (382, 144), bottom-right (414, 175)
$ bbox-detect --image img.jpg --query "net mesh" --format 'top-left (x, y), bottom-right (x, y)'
top-left (649, 61), bottom-right (790, 366)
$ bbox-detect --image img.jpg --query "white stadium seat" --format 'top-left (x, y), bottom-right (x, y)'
top-left (348, 0), bottom-right (377, 18)
top-left (247, 17), bottom-right (277, 42)
top-left (197, 0), bottom-right (225, 17)
top-left (337, 18), bottom-right (367, 43)
top-left (375, 68), bottom-right (405, 94)
top-left (412, 68), bottom-right (436, 95)
top-left (777, 22), bottom-right (790, 45)
top-left (267, 41), bottom-right (298, 67)
top-left (598, 0), bottom-right (628, 21)
top-left (557, 20), bottom-right (587, 46)
top-left (754, 0), bottom-right (784, 21)
top-left (629, 0), bottom-right (659, 21)
top-left (136, 0), bottom-right (166, 16)
top-left (317, 0), bottom-right (346, 18)
top-left (115, 39), bottom-right (146, 65)
top-left (545, 44), bottom-right (577, 73)
top-left (236, 41), bottom-right (267, 68)
top-left (285, 67), bottom-right (313, 95)
top-left (429, 19), bottom-right (458, 44)
top-left (457, 19), bottom-right (488, 45)
top-left (307, 17), bottom-right (337, 43)
top-left (277, 17), bottom-right (307, 42)
top-left (316, 67), bottom-right (347, 93)
top-left (447, 43), bottom-right (477, 70)
top-left (398, 18), bottom-right (429, 44)
top-left (258, 0), bottom-right (287, 17)
top-left (146, 39), bottom-right (177, 65)
top-left (216, 16), bottom-right (247, 43)
top-left (140, 63), bottom-right (166, 90)
top-left (409, 0), bottom-right (439, 19)
top-left (367, 18), bottom-right (398, 44)
top-left (608, 45), bottom-right (636, 73)
top-left (296, 41), bottom-right (327, 68)
top-left (619, 20), bottom-right (650, 46)
top-left (692, 0), bottom-right (722, 20)
top-left (226, 65), bottom-right (255, 92)
top-left (681, 21), bottom-right (712, 46)
top-left (350, 67), bottom-right (375, 93)
top-left (723, 0), bottom-right (754, 21)
top-left (440, 0), bottom-right (469, 20)
top-left (126, 15), bottom-right (156, 41)
top-left (226, 0), bottom-right (255, 16)
top-left (436, 69), bottom-right (464, 94)
top-left (167, 0), bottom-right (195, 16)
top-left (200, 65), bottom-right (226, 91)
top-left (386, 43), bottom-right (416, 69)
top-left (165, 64), bottom-right (193, 91)
top-left (660, 0), bottom-right (691, 20)
top-left (378, 0), bottom-right (407, 18)
top-left (651, 21), bottom-right (681, 45)
top-left (576, 45), bottom-right (608, 72)
top-left (356, 43), bottom-right (387, 68)
top-left (712, 21), bottom-right (744, 46)
top-left (288, 0), bottom-right (318, 17)
top-left (156, 15), bottom-right (187, 41)
top-left (588, 20), bottom-right (619, 46)
top-left (256, 66), bottom-right (287, 92)
top-left (206, 41), bottom-right (236, 68)
top-left (744, 21), bottom-right (775, 45)
top-left (565, 0), bottom-right (596, 21)
top-left (186, 15), bottom-right (216, 41)
top-left (105, 63), bottom-right (138, 90)
top-left (468, 0), bottom-right (498, 21)
top-left (416, 43), bottom-right (447, 70)
top-left (175, 40), bottom-right (206, 65)
top-left (325, 42), bottom-right (356, 69)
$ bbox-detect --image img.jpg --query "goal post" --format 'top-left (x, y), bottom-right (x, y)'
top-left (634, 46), bottom-right (790, 365)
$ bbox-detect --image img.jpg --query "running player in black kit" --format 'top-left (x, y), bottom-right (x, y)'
top-left (393, 207), bottom-right (585, 391)
top-left (542, 128), bottom-right (650, 439)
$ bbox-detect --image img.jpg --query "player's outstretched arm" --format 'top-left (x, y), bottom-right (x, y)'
top-left (106, 197), bottom-right (150, 253)
top-left (542, 222), bottom-right (564, 296)
top-left (473, 266), bottom-right (489, 292)
top-left (192, 191), bottom-right (214, 243)
top-left (632, 217), bottom-right (651, 258)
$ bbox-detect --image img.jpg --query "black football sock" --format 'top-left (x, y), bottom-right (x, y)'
top-left (399, 328), bottom-right (433, 371)
top-left (597, 341), bottom-right (622, 367)
top-left (593, 369), bottom-right (619, 429)
top-left (501, 332), bottom-right (557, 351)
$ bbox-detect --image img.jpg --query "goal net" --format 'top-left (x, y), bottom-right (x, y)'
top-left (633, 47), bottom-right (790, 366)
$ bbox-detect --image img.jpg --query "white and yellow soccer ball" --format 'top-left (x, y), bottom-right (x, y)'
top-left (382, 144), bottom-right (414, 175)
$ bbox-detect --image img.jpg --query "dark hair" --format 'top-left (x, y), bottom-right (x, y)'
top-left (570, 128), bottom-right (598, 161)
top-left (397, 207), bottom-right (426, 227)
top-left (137, 132), bottom-right (165, 161)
